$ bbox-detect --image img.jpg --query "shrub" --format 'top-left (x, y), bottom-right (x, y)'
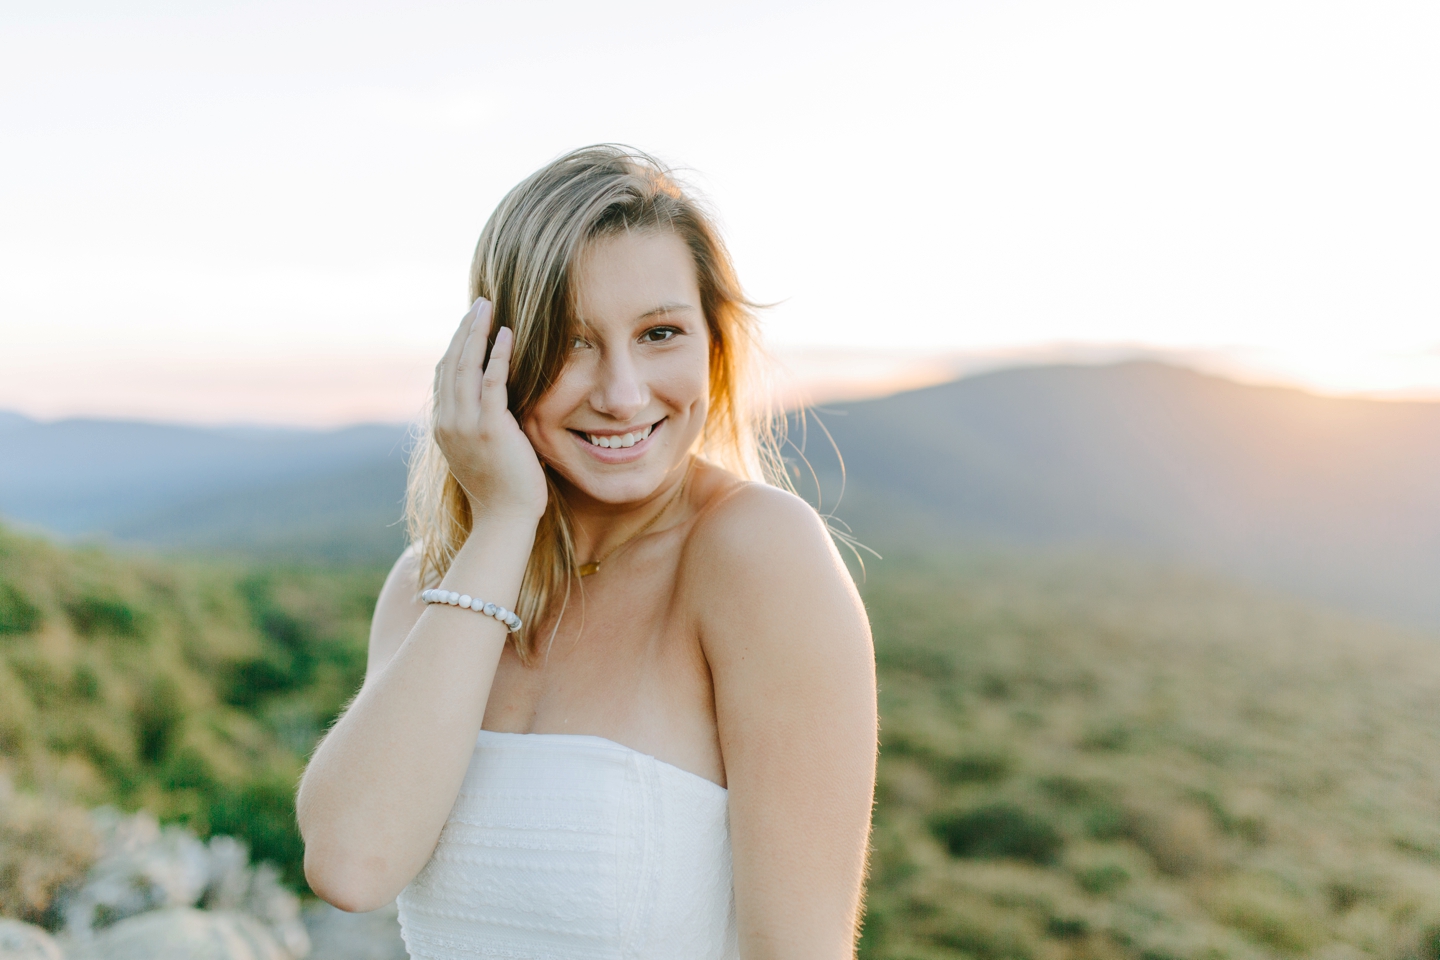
top-left (930, 803), bottom-right (1064, 866)
top-left (1076, 863), bottom-right (1130, 895)
top-left (1083, 800), bottom-right (1128, 840)
top-left (70, 663), bottom-right (101, 701)
top-left (222, 655), bottom-right (298, 707)
top-left (935, 750), bottom-right (1013, 785)
top-left (64, 595), bottom-right (145, 639)
top-left (1046, 913), bottom-right (1090, 939)
top-left (1421, 924), bottom-right (1440, 960)
top-left (1078, 723), bottom-right (1131, 752)
top-left (208, 777), bottom-right (306, 889)
top-left (7, 655), bottom-right (65, 709)
top-left (1039, 775), bottom-right (1102, 805)
top-left (0, 582), bottom-right (42, 635)
top-left (133, 678), bottom-right (183, 766)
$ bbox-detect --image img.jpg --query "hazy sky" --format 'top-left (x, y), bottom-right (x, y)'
top-left (3, 1), bottom-right (1438, 424)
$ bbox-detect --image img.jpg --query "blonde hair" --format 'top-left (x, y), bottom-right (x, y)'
top-left (405, 145), bottom-right (780, 661)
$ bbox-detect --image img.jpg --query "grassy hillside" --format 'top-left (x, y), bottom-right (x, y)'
top-left (859, 551), bottom-right (1440, 960)
top-left (0, 524), bottom-right (383, 893)
top-left (6, 525), bottom-right (1440, 959)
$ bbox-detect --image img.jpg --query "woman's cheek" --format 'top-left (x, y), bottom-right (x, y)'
top-left (520, 416), bottom-right (558, 464)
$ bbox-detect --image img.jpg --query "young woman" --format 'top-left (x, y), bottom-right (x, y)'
top-left (296, 146), bottom-right (877, 959)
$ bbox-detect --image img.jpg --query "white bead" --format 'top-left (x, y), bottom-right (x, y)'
top-left (483, 602), bottom-right (497, 617)
top-left (445, 591), bottom-right (458, 604)
top-left (459, 595), bottom-right (472, 608)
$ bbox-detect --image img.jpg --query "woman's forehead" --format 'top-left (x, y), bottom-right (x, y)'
top-left (572, 231), bottom-right (700, 322)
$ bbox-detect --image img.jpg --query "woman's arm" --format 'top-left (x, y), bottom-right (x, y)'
top-left (691, 485), bottom-right (878, 959)
top-left (296, 302), bottom-right (547, 912)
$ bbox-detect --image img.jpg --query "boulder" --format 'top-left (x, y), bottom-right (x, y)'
top-left (58, 809), bottom-right (309, 957)
top-left (64, 907), bottom-right (287, 960)
top-left (0, 919), bottom-right (64, 960)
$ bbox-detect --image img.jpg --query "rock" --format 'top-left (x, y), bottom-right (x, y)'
top-left (0, 919), bottom-right (64, 960)
top-left (58, 809), bottom-right (309, 957)
top-left (62, 808), bottom-right (210, 937)
top-left (64, 907), bottom-right (287, 960)
top-left (303, 901), bottom-right (409, 960)
top-left (223, 861), bottom-right (309, 959)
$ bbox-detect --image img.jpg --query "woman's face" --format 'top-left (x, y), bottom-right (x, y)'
top-left (523, 229), bottom-right (710, 508)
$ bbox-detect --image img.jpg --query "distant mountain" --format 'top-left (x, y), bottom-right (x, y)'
top-left (794, 361), bottom-right (1440, 627)
top-left (3, 361), bottom-right (1438, 626)
top-left (0, 415), bottom-right (410, 560)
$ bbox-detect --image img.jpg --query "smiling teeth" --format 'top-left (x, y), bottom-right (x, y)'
top-left (586, 423), bottom-right (653, 448)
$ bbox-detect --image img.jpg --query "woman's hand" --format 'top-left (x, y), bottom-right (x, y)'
top-left (434, 298), bottom-right (548, 524)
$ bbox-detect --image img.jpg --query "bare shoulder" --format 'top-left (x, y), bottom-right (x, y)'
top-left (680, 476), bottom-right (871, 670)
top-left (684, 478), bottom-right (839, 580)
top-left (365, 543), bottom-right (427, 686)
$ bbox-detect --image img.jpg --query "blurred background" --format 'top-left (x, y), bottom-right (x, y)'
top-left (2, 2), bottom-right (1439, 959)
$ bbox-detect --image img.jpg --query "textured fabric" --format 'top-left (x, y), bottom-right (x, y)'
top-left (397, 731), bottom-right (738, 960)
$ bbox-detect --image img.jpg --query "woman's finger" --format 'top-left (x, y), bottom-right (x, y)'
top-left (479, 324), bottom-right (514, 426)
top-left (453, 299), bottom-right (493, 420)
top-left (436, 299), bottom-right (482, 424)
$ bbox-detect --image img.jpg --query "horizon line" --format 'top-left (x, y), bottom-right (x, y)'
top-left (5, 354), bottom-right (1440, 431)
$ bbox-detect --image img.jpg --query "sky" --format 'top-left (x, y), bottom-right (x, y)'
top-left (2, 0), bottom-right (1438, 425)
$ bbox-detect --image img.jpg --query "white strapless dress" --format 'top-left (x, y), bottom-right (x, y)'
top-left (396, 730), bottom-right (739, 959)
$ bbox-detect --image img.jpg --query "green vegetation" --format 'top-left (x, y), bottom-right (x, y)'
top-left (0, 525), bottom-right (382, 893)
top-left (859, 551), bottom-right (1440, 960)
top-left (6, 525), bottom-right (1440, 960)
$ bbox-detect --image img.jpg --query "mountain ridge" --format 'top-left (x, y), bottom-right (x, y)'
top-left (3, 361), bottom-right (1438, 625)
top-left (798, 361), bottom-right (1440, 625)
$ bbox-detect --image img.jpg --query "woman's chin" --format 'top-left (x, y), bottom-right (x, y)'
top-left (543, 454), bottom-right (685, 509)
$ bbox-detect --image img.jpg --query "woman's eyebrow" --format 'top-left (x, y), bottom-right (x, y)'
top-left (637, 301), bottom-right (697, 320)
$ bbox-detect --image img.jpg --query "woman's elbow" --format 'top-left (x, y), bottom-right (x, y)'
top-left (304, 842), bottom-right (402, 914)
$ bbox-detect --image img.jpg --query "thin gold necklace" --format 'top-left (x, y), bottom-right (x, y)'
top-left (576, 461), bottom-right (692, 578)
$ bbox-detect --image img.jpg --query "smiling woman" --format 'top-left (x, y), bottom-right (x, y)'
top-left (294, 146), bottom-right (878, 959)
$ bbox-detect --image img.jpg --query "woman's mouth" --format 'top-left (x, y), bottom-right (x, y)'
top-left (576, 421), bottom-right (655, 449)
top-left (568, 419), bottom-right (664, 460)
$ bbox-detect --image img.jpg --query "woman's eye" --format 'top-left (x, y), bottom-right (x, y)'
top-left (569, 336), bottom-right (590, 349)
top-left (641, 326), bottom-right (679, 343)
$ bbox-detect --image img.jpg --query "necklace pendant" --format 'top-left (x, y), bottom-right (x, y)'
top-left (577, 561), bottom-right (601, 577)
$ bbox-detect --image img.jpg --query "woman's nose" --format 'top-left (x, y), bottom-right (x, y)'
top-left (591, 349), bottom-right (647, 420)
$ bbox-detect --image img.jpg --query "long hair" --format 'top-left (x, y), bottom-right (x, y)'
top-left (405, 145), bottom-right (782, 662)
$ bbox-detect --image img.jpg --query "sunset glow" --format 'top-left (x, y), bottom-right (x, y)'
top-left (2, 1), bottom-right (1437, 425)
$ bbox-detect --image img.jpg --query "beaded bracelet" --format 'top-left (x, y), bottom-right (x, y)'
top-left (421, 588), bottom-right (522, 633)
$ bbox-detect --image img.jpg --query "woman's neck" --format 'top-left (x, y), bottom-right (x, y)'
top-left (562, 460), bottom-right (692, 565)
